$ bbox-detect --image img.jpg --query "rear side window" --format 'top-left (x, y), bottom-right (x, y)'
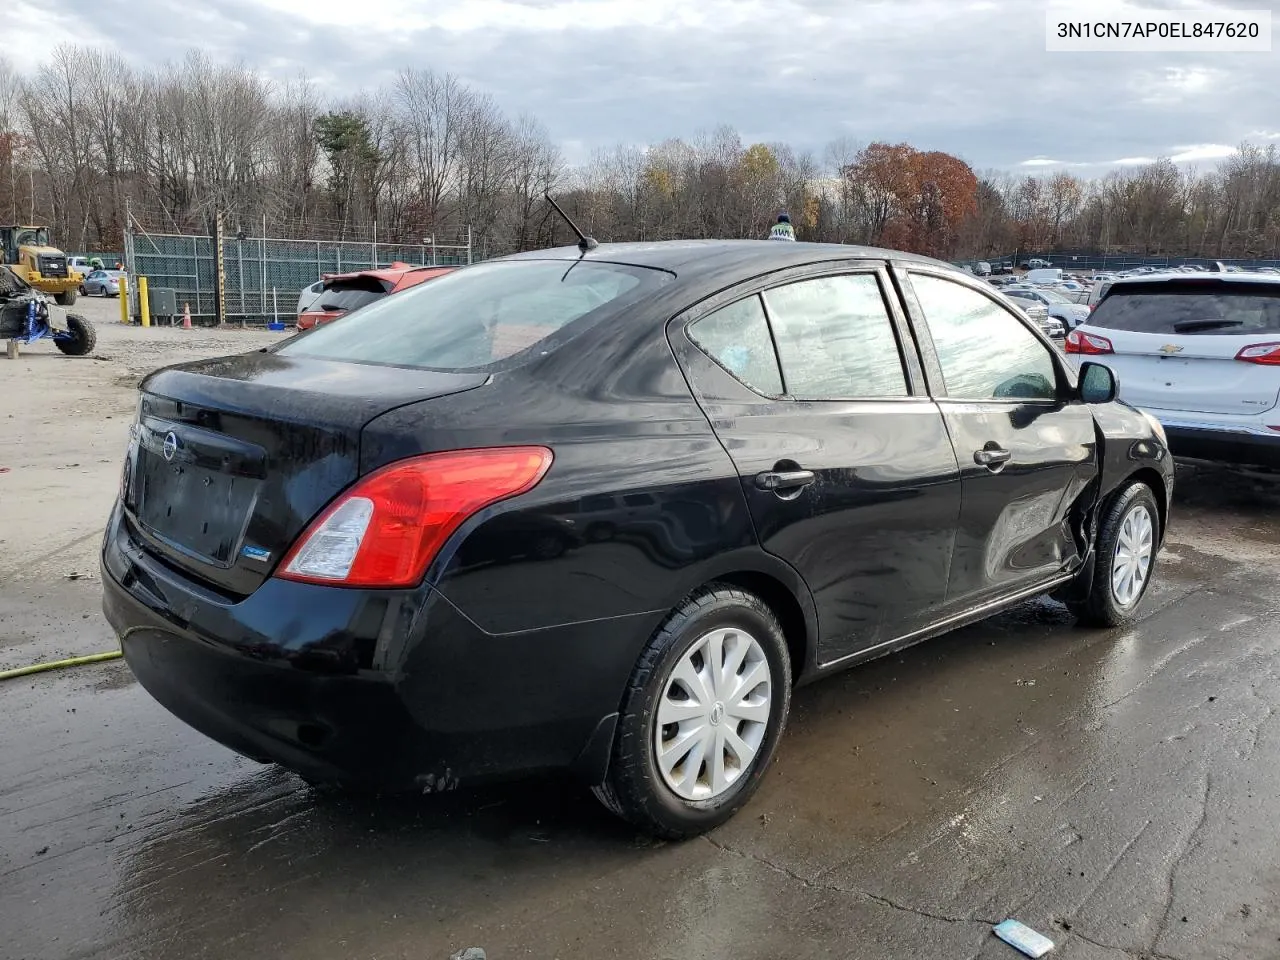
top-left (1090, 282), bottom-right (1280, 335)
top-left (762, 273), bottom-right (908, 399)
top-left (281, 260), bottom-right (672, 370)
top-left (687, 295), bottom-right (785, 396)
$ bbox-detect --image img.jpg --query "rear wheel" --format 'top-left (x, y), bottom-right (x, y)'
top-left (54, 314), bottom-right (97, 356)
top-left (55, 289), bottom-right (77, 306)
top-left (1069, 481), bottom-right (1160, 627)
top-left (593, 585), bottom-right (792, 839)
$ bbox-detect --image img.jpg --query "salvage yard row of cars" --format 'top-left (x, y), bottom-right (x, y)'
top-left (104, 238), bottom-right (1185, 838)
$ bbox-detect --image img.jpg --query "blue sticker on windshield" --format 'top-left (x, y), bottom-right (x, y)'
top-left (241, 545), bottom-right (272, 563)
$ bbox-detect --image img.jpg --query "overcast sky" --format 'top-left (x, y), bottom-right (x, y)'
top-left (10, 0), bottom-right (1280, 174)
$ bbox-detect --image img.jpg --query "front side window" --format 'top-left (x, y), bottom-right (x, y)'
top-left (761, 273), bottom-right (908, 399)
top-left (910, 273), bottom-right (1059, 401)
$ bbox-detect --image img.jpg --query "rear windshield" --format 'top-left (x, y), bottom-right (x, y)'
top-left (1090, 282), bottom-right (1280, 335)
top-left (279, 259), bottom-right (673, 370)
top-left (313, 279), bottom-right (387, 314)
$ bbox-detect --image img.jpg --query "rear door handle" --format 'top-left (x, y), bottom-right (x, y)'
top-left (973, 446), bottom-right (1012, 468)
top-left (754, 469), bottom-right (816, 492)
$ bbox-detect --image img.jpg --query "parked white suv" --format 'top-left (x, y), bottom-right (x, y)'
top-left (1066, 272), bottom-right (1280, 466)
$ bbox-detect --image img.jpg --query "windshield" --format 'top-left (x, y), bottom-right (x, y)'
top-left (280, 259), bottom-right (673, 370)
top-left (1089, 282), bottom-right (1280, 335)
top-left (16, 227), bottom-right (48, 247)
top-left (1036, 289), bottom-right (1073, 303)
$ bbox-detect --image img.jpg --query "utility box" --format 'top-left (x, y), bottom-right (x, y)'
top-left (150, 287), bottom-right (177, 319)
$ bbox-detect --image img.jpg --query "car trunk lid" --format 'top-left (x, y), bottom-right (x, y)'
top-left (124, 351), bottom-right (488, 596)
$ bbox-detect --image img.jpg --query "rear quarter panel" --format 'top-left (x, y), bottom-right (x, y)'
top-left (358, 315), bottom-right (796, 638)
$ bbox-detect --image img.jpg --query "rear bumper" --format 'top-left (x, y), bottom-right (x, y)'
top-left (1161, 423), bottom-right (1280, 467)
top-left (101, 503), bottom-right (633, 790)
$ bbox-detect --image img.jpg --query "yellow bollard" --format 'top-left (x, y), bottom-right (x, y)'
top-left (118, 275), bottom-right (129, 324)
top-left (138, 276), bottom-right (151, 328)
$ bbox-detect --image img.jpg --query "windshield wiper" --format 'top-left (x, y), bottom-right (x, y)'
top-left (1171, 318), bottom-right (1244, 332)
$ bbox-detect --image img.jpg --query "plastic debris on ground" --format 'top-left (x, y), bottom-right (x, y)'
top-left (993, 919), bottom-right (1054, 957)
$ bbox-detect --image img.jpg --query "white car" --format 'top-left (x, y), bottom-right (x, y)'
top-left (1004, 298), bottom-right (1065, 340)
top-left (1004, 286), bottom-right (1092, 329)
top-left (1065, 272), bottom-right (1280, 466)
top-left (297, 280), bottom-right (326, 315)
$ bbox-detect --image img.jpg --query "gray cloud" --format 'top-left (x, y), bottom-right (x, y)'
top-left (14, 0), bottom-right (1280, 173)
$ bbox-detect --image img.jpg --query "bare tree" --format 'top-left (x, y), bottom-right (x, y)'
top-left (9, 44), bottom-right (1280, 263)
top-left (0, 55), bottom-right (22, 223)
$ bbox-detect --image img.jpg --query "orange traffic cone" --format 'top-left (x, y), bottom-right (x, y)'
top-left (182, 303), bottom-right (192, 329)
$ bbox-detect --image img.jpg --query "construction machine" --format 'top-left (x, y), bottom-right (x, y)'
top-left (0, 225), bottom-right (84, 305)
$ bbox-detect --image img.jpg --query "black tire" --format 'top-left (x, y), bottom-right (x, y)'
top-left (55, 289), bottom-right (77, 306)
top-left (532, 533), bottom-right (566, 560)
top-left (1069, 481), bottom-right (1161, 628)
top-left (593, 584), bottom-right (792, 839)
top-left (54, 313), bottom-right (97, 356)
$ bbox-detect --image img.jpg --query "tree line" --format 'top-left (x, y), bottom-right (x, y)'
top-left (2, 45), bottom-right (1279, 262)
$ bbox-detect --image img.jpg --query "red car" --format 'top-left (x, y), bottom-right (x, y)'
top-left (296, 262), bottom-right (455, 331)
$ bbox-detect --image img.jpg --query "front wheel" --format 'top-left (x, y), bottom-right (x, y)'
top-left (54, 314), bottom-right (97, 356)
top-left (593, 585), bottom-right (792, 839)
top-left (55, 289), bottom-right (77, 306)
top-left (1069, 481), bottom-right (1160, 628)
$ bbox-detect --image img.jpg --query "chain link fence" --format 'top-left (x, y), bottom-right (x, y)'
top-left (123, 230), bottom-right (473, 324)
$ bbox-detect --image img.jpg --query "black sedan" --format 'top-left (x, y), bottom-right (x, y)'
top-left (102, 240), bottom-right (1174, 838)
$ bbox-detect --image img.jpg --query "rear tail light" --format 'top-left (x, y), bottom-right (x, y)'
top-left (278, 446), bottom-right (553, 588)
top-left (1065, 329), bottom-right (1114, 355)
top-left (1236, 342), bottom-right (1280, 365)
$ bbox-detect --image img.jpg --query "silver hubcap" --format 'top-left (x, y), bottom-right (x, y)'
top-left (1112, 504), bottom-right (1154, 606)
top-left (654, 627), bottom-right (772, 802)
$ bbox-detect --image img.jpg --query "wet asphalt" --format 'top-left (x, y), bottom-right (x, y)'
top-left (3, 460), bottom-right (1279, 960)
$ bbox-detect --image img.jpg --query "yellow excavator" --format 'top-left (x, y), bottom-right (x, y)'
top-left (0, 225), bottom-right (84, 305)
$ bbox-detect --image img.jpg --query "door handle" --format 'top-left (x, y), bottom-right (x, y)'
top-left (754, 469), bottom-right (816, 492)
top-left (973, 446), bottom-right (1012, 468)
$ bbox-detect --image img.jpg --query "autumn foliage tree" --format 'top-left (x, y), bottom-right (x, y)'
top-left (842, 142), bottom-right (978, 258)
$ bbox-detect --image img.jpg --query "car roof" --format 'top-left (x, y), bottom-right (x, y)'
top-left (389, 266), bottom-right (454, 291)
top-left (1104, 271), bottom-right (1280, 289)
top-left (498, 239), bottom-right (951, 280)
top-left (321, 262), bottom-right (452, 286)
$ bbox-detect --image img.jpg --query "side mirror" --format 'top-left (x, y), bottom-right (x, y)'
top-left (1078, 361), bottom-right (1118, 403)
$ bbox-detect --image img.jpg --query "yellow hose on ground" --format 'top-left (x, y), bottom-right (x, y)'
top-left (0, 650), bottom-right (122, 681)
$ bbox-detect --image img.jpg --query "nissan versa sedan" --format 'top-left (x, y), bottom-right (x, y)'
top-left (102, 241), bottom-right (1174, 838)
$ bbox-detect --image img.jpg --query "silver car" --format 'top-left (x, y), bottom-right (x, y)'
top-left (1004, 286), bottom-right (1091, 329)
top-left (82, 270), bottom-right (123, 297)
top-left (1009, 298), bottom-right (1065, 340)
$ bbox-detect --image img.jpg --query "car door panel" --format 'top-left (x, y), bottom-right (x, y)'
top-left (670, 266), bottom-right (962, 664)
top-left (897, 266), bottom-right (1099, 611)
top-left (937, 400), bottom-right (1096, 605)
